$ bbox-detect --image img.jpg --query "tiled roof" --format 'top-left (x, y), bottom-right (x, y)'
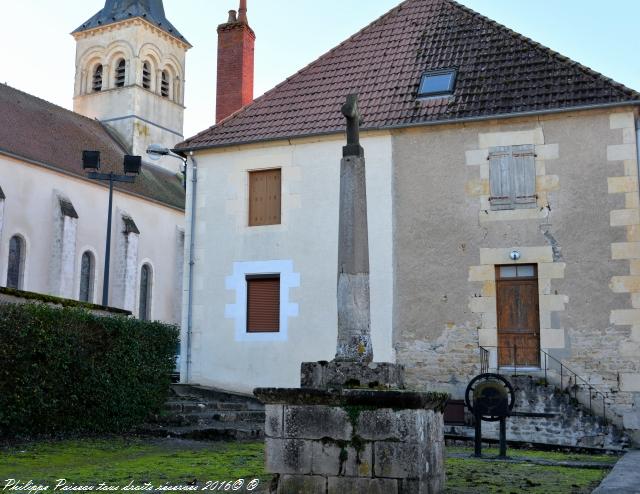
top-left (0, 84), bottom-right (184, 210)
top-left (178, 0), bottom-right (640, 151)
top-left (73, 0), bottom-right (189, 46)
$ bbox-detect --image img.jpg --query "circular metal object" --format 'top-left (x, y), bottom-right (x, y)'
top-left (509, 250), bottom-right (521, 261)
top-left (465, 373), bottom-right (515, 422)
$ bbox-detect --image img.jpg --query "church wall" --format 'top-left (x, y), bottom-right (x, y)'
top-left (182, 134), bottom-right (394, 393)
top-left (392, 107), bottom-right (640, 437)
top-left (0, 154), bottom-right (184, 324)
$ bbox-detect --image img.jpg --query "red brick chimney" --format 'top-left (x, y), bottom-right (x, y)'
top-left (216, 0), bottom-right (255, 123)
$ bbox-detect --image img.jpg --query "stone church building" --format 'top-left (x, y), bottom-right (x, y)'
top-left (177, 0), bottom-right (640, 441)
top-left (0, 0), bottom-right (187, 322)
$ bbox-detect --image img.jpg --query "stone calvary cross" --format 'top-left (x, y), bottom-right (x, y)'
top-left (335, 93), bottom-right (373, 363)
top-left (254, 94), bottom-right (449, 494)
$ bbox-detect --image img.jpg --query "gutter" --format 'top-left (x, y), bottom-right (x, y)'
top-left (176, 100), bottom-right (640, 153)
top-left (183, 152), bottom-right (198, 383)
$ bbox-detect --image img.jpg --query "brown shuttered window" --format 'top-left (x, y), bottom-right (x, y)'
top-left (246, 275), bottom-right (280, 333)
top-left (249, 169), bottom-right (281, 226)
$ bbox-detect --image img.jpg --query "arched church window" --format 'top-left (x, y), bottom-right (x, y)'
top-left (7, 235), bottom-right (25, 289)
top-left (79, 251), bottom-right (95, 303)
top-left (115, 59), bottom-right (126, 88)
top-left (92, 65), bottom-right (103, 92)
top-left (139, 263), bottom-right (152, 320)
top-left (142, 61), bottom-right (151, 90)
top-left (161, 70), bottom-right (169, 98)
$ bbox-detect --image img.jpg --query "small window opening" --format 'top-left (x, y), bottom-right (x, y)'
top-left (92, 65), bottom-right (103, 92)
top-left (79, 251), bottom-right (95, 302)
top-left (161, 70), bottom-right (169, 98)
top-left (142, 61), bottom-right (151, 89)
top-left (139, 264), bottom-right (152, 321)
top-left (115, 59), bottom-right (126, 87)
top-left (418, 69), bottom-right (456, 97)
top-left (7, 235), bottom-right (25, 289)
top-left (497, 264), bottom-right (537, 279)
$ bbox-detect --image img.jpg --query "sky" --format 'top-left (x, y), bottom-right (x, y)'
top-left (0, 1), bottom-right (638, 139)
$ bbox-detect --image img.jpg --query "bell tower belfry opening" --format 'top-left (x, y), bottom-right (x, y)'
top-left (71, 0), bottom-right (191, 173)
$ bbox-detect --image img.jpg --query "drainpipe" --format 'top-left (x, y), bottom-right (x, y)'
top-left (183, 152), bottom-right (198, 383)
top-left (636, 118), bottom-right (640, 191)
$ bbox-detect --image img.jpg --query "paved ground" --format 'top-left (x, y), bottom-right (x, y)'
top-left (592, 450), bottom-right (640, 493)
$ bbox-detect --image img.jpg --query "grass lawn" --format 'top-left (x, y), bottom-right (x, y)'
top-left (445, 446), bottom-right (616, 494)
top-left (0, 438), bottom-right (615, 493)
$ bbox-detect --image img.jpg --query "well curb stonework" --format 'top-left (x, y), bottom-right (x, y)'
top-left (257, 391), bottom-right (447, 494)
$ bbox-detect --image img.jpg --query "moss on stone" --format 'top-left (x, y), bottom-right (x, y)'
top-left (0, 287), bottom-right (129, 314)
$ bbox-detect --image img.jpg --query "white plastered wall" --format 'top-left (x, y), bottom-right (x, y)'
top-left (183, 133), bottom-right (394, 393)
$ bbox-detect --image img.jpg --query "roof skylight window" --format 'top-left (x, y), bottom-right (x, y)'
top-left (418, 69), bottom-right (457, 97)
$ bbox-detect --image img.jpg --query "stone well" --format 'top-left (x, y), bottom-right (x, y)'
top-left (255, 367), bottom-right (449, 494)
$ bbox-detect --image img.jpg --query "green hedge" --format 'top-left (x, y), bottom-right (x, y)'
top-left (0, 303), bottom-right (179, 437)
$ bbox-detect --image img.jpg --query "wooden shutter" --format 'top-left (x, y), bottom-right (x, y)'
top-left (512, 144), bottom-right (536, 207)
top-left (246, 276), bottom-right (280, 332)
top-left (489, 145), bottom-right (536, 210)
top-left (489, 146), bottom-right (513, 210)
top-left (249, 169), bottom-right (281, 226)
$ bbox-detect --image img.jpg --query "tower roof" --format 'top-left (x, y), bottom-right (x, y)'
top-left (73, 0), bottom-right (190, 46)
top-left (177, 0), bottom-right (639, 151)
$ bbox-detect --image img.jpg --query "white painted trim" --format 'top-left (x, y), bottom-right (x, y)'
top-left (225, 260), bottom-right (300, 342)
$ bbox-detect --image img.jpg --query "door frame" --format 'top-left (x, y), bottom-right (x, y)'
top-left (495, 264), bottom-right (541, 369)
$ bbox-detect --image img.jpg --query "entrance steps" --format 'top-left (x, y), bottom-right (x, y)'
top-left (136, 384), bottom-right (265, 441)
top-left (446, 375), bottom-right (630, 451)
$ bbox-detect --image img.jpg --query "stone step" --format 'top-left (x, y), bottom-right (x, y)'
top-left (164, 400), bottom-right (251, 413)
top-left (137, 422), bottom-right (264, 441)
top-left (150, 410), bottom-right (265, 426)
top-left (447, 374), bottom-right (629, 450)
top-left (170, 384), bottom-right (264, 410)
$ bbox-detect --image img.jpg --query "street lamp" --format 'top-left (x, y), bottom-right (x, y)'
top-left (146, 144), bottom-right (187, 188)
top-left (82, 150), bottom-right (141, 307)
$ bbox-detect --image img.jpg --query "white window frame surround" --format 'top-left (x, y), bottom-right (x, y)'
top-left (225, 260), bottom-right (300, 342)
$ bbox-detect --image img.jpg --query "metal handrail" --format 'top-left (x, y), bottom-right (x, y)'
top-left (478, 344), bottom-right (609, 424)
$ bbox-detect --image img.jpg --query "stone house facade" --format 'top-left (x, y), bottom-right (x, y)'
top-left (177, 0), bottom-right (640, 441)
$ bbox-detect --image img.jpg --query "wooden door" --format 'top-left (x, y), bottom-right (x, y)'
top-left (496, 264), bottom-right (540, 367)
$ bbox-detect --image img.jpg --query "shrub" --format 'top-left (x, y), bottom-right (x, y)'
top-left (0, 303), bottom-right (179, 437)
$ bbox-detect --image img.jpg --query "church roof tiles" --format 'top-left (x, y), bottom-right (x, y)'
top-left (177, 0), bottom-right (639, 151)
top-left (0, 84), bottom-right (185, 210)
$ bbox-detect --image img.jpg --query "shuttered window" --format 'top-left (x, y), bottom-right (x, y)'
top-left (115, 59), bottom-right (126, 87)
top-left (489, 144), bottom-right (536, 210)
top-left (142, 61), bottom-right (151, 89)
top-left (249, 169), bottom-right (281, 226)
top-left (246, 275), bottom-right (280, 333)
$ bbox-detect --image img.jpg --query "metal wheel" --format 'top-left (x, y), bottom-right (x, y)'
top-left (465, 373), bottom-right (515, 422)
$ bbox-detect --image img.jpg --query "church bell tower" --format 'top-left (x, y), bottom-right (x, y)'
top-left (72, 0), bottom-right (190, 172)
